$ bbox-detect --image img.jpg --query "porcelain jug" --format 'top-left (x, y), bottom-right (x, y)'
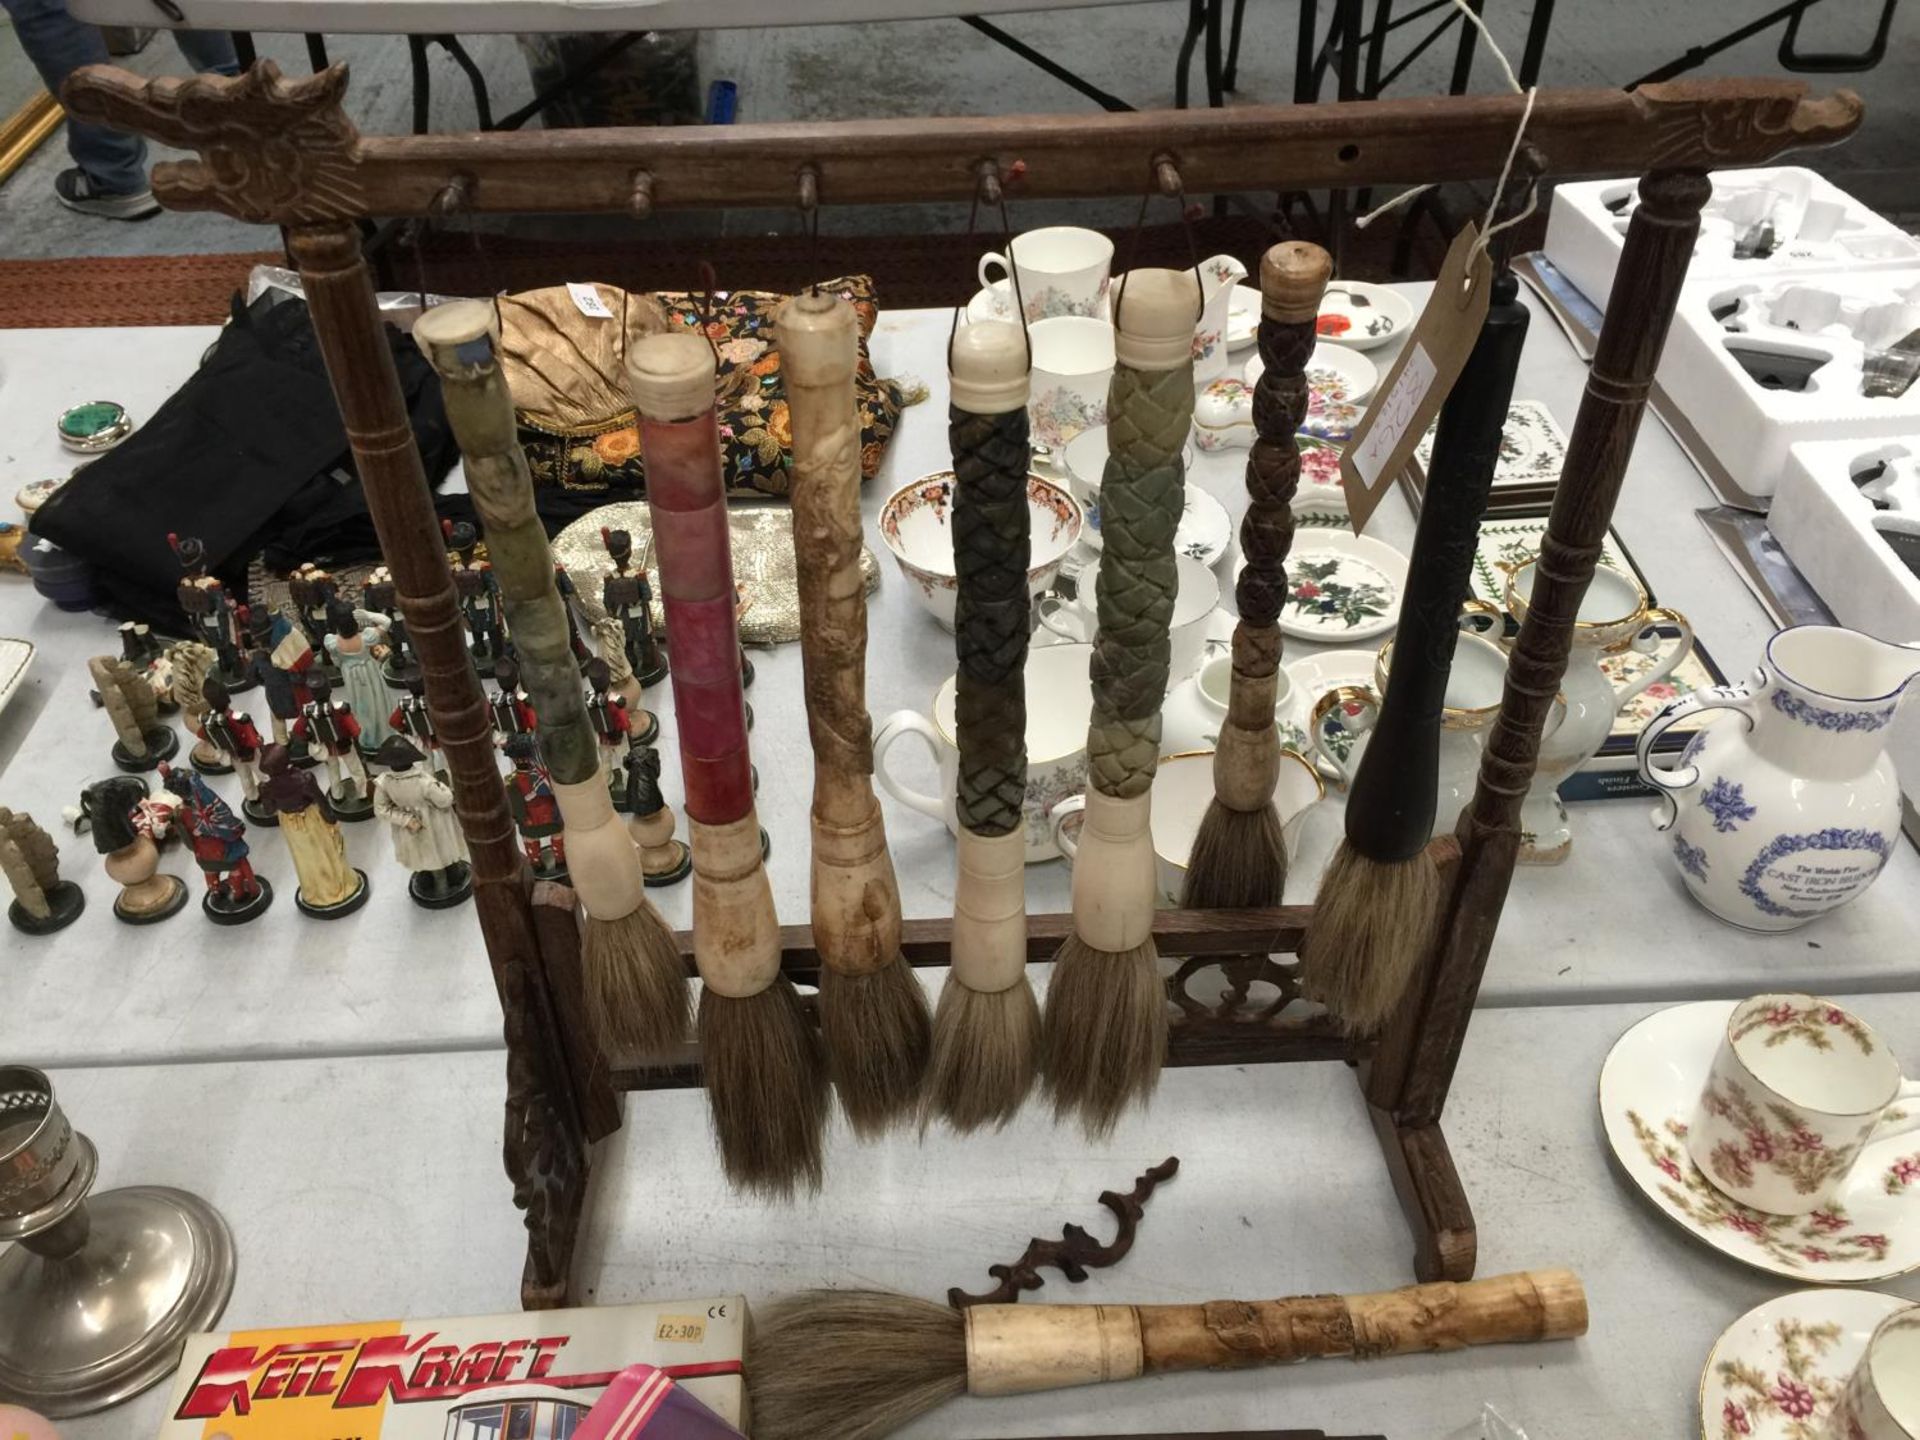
top-left (1505, 557), bottom-right (1694, 864)
top-left (1191, 254), bottom-right (1249, 384)
top-left (1637, 625), bottom-right (1918, 931)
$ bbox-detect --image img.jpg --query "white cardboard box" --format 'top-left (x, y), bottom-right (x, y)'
top-left (1656, 266), bottom-right (1920, 498)
top-left (1543, 165), bottom-right (1920, 314)
top-left (1770, 436), bottom-right (1920, 806)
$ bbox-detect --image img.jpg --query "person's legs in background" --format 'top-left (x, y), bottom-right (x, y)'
top-left (0, 0), bottom-right (241, 218)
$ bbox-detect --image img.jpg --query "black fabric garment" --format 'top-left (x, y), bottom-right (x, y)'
top-left (30, 290), bottom-right (463, 633)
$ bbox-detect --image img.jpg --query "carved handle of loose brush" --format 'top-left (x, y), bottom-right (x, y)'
top-left (627, 331), bottom-right (779, 1000)
top-left (1346, 271), bottom-right (1529, 861)
top-left (413, 301), bottom-right (641, 925)
top-left (777, 289), bottom-right (901, 977)
top-left (1217, 241), bottom-right (1331, 810)
top-left (948, 320), bottom-right (1034, 992)
top-left (963, 1268), bottom-right (1587, 1395)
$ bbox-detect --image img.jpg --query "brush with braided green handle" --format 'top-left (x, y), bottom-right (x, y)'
top-left (1039, 267), bottom-right (1197, 1135)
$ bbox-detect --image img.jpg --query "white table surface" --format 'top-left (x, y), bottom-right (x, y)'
top-left (2, 289), bottom-right (1917, 1073)
top-left (66, 0), bottom-right (1168, 36)
top-left (42, 990), bottom-right (1920, 1440)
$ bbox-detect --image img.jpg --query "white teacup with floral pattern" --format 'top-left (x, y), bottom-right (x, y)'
top-left (877, 470), bottom-right (1082, 632)
top-left (978, 226), bottom-right (1114, 323)
top-left (1027, 316), bottom-right (1116, 452)
top-left (1827, 1305), bottom-right (1920, 1440)
top-left (1687, 993), bottom-right (1920, 1216)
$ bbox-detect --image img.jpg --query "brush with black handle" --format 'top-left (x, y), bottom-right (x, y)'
top-left (1301, 267), bottom-right (1530, 1034)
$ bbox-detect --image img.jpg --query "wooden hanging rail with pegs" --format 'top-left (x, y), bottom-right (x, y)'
top-left (58, 58), bottom-right (1857, 1306)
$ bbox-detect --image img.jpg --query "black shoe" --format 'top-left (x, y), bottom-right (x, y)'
top-left (54, 169), bottom-right (161, 221)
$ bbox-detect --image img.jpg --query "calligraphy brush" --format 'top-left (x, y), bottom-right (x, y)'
top-left (1039, 268), bottom-right (1197, 1134)
top-left (415, 301), bottom-right (688, 1058)
top-left (924, 319), bottom-right (1041, 1130)
top-left (1182, 241), bottom-right (1331, 910)
top-left (748, 1269), bottom-right (1587, 1440)
top-left (625, 328), bottom-right (827, 1194)
top-left (776, 289), bottom-right (933, 1133)
top-left (1300, 268), bottom-right (1530, 1033)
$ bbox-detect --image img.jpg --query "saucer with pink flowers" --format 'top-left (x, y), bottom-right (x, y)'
top-left (1699, 1288), bottom-right (1910, 1440)
top-left (1601, 1000), bottom-right (1920, 1283)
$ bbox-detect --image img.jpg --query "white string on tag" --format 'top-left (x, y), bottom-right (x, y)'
top-left (1352, 0), bottom-right (1537, 262)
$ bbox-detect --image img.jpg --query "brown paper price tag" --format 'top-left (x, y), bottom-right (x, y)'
top-left (1340, 224), bottom-right (1493, 532)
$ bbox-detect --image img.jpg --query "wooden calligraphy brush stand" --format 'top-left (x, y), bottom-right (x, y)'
top-left (61, 61), bottom-right (1860, 1306)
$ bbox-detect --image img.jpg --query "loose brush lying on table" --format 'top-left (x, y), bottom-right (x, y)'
top-left (748, 1268), bottom-right (1587, 1440)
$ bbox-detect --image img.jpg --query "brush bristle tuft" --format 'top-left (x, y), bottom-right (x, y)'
top-left (819, 957), bottom-right (933, 1136)
top-left (1039, 935), bottom-right (1167, 1138)
top-left (748, 1289), bottom-right (966, 1440)
top-left (921, 975), bottom-right (1041, 1132)
top-left (699, 978), bottom-right (828, 1197)
top-left (584, 909), bottom-right (692, 1057)
top-left (1300, 842), bottom-right (1443, 1035)
top-left (1182, 799), bottom-right (1288, 908)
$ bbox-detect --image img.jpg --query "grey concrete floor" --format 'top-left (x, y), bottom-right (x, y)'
top-left (0, 1), bottom-right (1916, 261)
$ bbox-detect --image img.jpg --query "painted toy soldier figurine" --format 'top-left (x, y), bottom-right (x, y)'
top-left (196, 679), bottom-right (266, 814)
top-left (1, 806), bottom-right (85, 934)
top-left (291, 673), bottom-right (374, 822)
top-left (244, 605), bottom-right (316, 757)
top-left (388, 670), bottom-right (446, 773)
top-left (258, 744), bottom-right (369, 920)
top-left (89, 653), bottom-right (178, 771)
top-left (168, 532), bottom-right (252, 691)
top-left (554, 562), bottom-right (594, 670)
top-left (489, 655), bottom-right (538, 751)
top-left (372, 735), bottom-right (472, 909)
top-left (585, 657), bottom-right (655, 802)
top-left (445, 520), bottom-right (503, 676)
top-left (325, 600), bottom-right (394, 755)
top-left (504, 733), bottom-right (566, 880)
top-left (601, 527), bottom-right (668, 688)
top-left (160, 764), bottom-right (273, 925)
top-left (621, 744), bottom-right (690, 886)
top-left (288, 563), bottom-right (340, 671)
top-left (83, 774), bottom-right (188, 925)
top-left (363, 567), bottom-right (417, 684)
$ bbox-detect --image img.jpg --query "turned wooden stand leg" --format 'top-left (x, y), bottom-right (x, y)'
top-left (288, 223), bottom-right (603, 1308)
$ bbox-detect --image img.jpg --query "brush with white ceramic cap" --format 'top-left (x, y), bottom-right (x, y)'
top-left (924, 317), bottom-right (1040, 1131)
top-left (747, 1267), bottom-right (1588, 1440)
top-left (775, 288), bottom-right (933, 1135)
top-left (414, 300), bottom-right (688, 1058)
top-left (625, 327), bottom-right (827, 1195)
top-left (1038, 266), bottom-right (1198, 1135)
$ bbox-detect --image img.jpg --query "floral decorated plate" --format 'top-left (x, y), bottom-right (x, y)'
top-left (1415, 399), bottom-right (1568, 490)
top-left (1699, 1288), bottom-right (1911, 1440)
top-left (1315, 280), bottom-right (1417, 351)
top-left (1224, 284), bottom-right (1262, 351)
top-left (1602, 1000), bottom-right (1920, 1283)
top-left (1175, 484), bottom-right (1234, 569)
top-left (1243, 341), bottom-right (1380, 407)
top-left (1278, 531), bottom-right (1407, 642)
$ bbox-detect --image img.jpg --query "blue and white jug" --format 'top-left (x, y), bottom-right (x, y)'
top-left (1637, 626), bottom-right (1917, 930)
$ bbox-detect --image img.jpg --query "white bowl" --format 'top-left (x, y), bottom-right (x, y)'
top-left (878, 471), bottom-right (1083, 630)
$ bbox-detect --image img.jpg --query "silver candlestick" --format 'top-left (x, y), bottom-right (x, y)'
top-left (0, 1065), bottom-right (235, 1416)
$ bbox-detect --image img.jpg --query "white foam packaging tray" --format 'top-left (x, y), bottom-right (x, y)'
top-left (1543, 165), bottom-right (1920, 313)
top-left (1769, 436), bottom-right (1920, 806)
top-left (1655, 265), bottom-right (1920, 498)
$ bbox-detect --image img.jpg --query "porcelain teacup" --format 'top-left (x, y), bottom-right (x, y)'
top-left (1027, 316), bottom-right (1116, 452)
top-left (877, 471), bottom-right (1082, 631)
top-left (1828, 1306), bottom-right (1920, 1440)
top-left (1687, 993), bottom-right (1920, 1216)
top-left (1036, 553), bottom-right (1219, 685)
top-left (978, 226), bottom-right (1113, 322)
top-left (873, 642), bottom-right (1091, 863)
top-left (1048, 749), bottom-right (1324, 907)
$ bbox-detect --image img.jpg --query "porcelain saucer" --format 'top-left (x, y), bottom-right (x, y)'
top-left (1601, 1000), bottom-right (1920, 1283)
top-left (1285, 647), bottom-right (1381, 783)
top-left (1174, 485), bottom-right (1233, 569)
top-left (1315, 280), bottom-right (1416, 351)
top-left (966, 281), bottom-right (1110, 325)
top-left (0, 639), bottom-right (34, 719)
top-left (1224, 284), bottom-right (1261, 350)
top-left (1244, 341), bottom-right (1380, 407)
top-left (1278, 530), bottom-right (1407, 642)
top-left (1699, 1288), bottom-right (1911, 1440)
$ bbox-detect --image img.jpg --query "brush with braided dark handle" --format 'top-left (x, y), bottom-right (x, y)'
top-left (926, 320), bottom-right (1041, 1132)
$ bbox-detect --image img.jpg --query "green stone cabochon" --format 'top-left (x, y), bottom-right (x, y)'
top-left (58, 402), bottom-right (125, 438)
